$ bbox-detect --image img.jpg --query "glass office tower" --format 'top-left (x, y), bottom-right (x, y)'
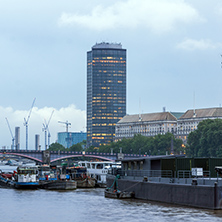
top-left (87, 42), bottom-right (126, 147)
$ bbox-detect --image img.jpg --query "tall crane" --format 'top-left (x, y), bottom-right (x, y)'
top-left (24, 98), bottom-right (36, 150)
top-left (58, 121), bottom-right (71, 148)
top-left (48, 130), bottom-right (51, 148)
top-left (58, 120), bottom-right (71, 132)
top-left (5, 117), bottom-right (15, 150)
top-left (42, 110), bottom-right (54, 150)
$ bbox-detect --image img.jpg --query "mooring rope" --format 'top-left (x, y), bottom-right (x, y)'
top-left (122, 181), bottom-right (141, 192)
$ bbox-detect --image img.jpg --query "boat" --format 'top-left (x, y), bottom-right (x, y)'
top-left (106, 155), bottom-right (222, 210)
top-left (0, 160), bottom-right (8, 166)
top-left (104, 175), bottom-right (134, 199)
top-left (66, 166), bottom-right (96, 188)
top-left (104, 188), bottom-right (135, 199)
top-left (0, 170), bottom-right (14, 187)
top-left (39, 165), bottom-right (77, 190)
top-left (78, 161), bottom-right (120, 187)
top-left (12, 166), bottom-right (39, 189)
top-left (41, 179), bottom-right (77, 190)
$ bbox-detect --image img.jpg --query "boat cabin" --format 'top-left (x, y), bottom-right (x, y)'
top-left (16, 166), bottom-right (38, 183)
top-left (120, 155), bottom-right (222, 178)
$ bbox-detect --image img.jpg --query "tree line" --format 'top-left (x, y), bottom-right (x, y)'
top-left (186, 119), bottom-right (222, 158)
top-left (48, 119), bottom-right (222, 158)
top-left (48, 133), bottom-right (184, 156)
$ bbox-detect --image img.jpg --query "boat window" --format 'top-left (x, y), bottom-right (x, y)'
top-left (97, 164), bottom-right (103, 169)
top-left (128, 162), bottom-right (131, 170)
top-left (140, 161), bottom-right (143, 170)
top-left (82, 163), bottom-right (85, 167)
top-left (87, 163), bottom-right (90, 168)
top-left (134, 161), bottom-right (137, 170)
top-left (92, 164), bottom-right (95, 169)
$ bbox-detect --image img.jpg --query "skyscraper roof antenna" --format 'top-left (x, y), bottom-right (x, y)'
top-left (193, 91), bottom-right (196, 118)
top-left (139, 97), bottom-right (142, 121)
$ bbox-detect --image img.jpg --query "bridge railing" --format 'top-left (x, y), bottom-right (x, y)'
top-left (111, 169), bottom-right (173, 178)
top-left (0, 149), bottom-right (147, 158)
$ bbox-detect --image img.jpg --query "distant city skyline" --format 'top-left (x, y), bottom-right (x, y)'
top-left (0, 1), bottom-right (222, 149)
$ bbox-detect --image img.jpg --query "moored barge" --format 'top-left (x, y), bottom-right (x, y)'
top-left (106, 155), bottom-right (222, 209)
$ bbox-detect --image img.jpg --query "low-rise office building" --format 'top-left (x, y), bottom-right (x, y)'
top-left (115, 112), bottom-right (182, 141)
top-left (115, 107), bottom-right (222, 143)
top-left (58, 132), bottom-right (86, 148)
top-left (177, 107), bottom-right (222, 142)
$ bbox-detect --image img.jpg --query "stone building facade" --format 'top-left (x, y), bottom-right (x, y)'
top-left (177, 108), bottom-right (222, 142)
top-left (115, 108), bottom-right (222, 143)
top-left (115, 112), bottom-right (181, 141)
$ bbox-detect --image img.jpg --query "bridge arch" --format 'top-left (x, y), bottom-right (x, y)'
top-left (0, 152), bottom-right (42, 163)
top-left (50, 154), bottom-right (113, 163)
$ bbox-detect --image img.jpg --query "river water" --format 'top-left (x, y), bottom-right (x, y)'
top-left (1, 166), bottom-right (222, 222)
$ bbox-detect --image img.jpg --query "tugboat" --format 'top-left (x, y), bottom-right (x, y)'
top-left (12, 166), bottom-right (39, 189)
top-left (78, 161), bottom-right (120, 187)
top-left (66, 166), bottom-right (96, 188)
top-left (39, 165), bottom-right (77, 190)
top-left (104, 175), bottom-right (135, 199)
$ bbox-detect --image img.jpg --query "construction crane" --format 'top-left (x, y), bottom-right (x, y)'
top-left (58, 121), bottom-right (71, 148)
top-left (48, 130), bottom-right (51, 148)
top-left (42, 110), bottom-right (54, 150)
top-left (5, 117), bottom-right (15, 150)
top-left (58, 120), bottom-right (71, 132)
top-left (24, 98), bottom-right (36, 150)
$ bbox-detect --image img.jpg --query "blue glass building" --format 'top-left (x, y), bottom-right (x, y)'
top-left (87, 42), bottom-right (126, 147)
top-left (57, 132), bottom-right (86, 148)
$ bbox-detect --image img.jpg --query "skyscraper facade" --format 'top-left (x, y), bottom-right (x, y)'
top-left (87, 42), bottom-right (126, 147)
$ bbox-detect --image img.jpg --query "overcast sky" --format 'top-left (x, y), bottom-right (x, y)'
top-left (1, 0), bottom-right (222, 149)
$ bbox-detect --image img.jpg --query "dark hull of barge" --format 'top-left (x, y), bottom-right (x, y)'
top-left (40, 180), bottom-right (77, 190)
top-left (107, 175), bottom-right (222, 210)
top-left (76, 178), bottom-right (96, 188)
top-left (104, 188), bottom-right (134, 199)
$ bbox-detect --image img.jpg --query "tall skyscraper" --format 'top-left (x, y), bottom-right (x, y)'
top-left (87, 42), bottom-right (126, 147)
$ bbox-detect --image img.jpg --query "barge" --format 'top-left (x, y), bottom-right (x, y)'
top-left (38, 165), bottom-right (77, 190)
top-left (78, 161), bottom-right (120, 187)
top-left (106, 155), bottom-right (222, 209)
top-left (67, 166), bottom-right (96, 188)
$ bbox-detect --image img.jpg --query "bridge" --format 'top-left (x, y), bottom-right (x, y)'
top-left (0, 149), bottom-right (147, 164)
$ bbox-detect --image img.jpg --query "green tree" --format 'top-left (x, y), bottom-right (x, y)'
top-left (86, 133), bottom-right (183, 155)
top-left (48, 142), bottom-right (66, 151)
top-left (69, 143), bottom-right (83, 152)
top-left (187, 119), bottom-right (222, 157)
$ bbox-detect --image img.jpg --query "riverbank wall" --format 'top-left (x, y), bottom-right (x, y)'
top-left (107, 175), bottom-right (222, 209)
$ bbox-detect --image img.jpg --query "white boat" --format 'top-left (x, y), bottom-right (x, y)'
top-left (78, 161), bottom-right (121, 187)
top-left (12, 166), bottom-right (39, 189)
top-left (0, 160), bottom-right (8, 166)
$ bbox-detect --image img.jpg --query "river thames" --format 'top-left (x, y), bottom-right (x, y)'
top-left (1, 167), bottom-right (222, 222)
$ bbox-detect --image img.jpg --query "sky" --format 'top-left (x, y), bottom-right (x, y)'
top-left (1, 0), bottom-right (222, 149)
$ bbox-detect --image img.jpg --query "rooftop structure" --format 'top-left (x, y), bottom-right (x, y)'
top-left (92, 42), bottom-right (122, 49)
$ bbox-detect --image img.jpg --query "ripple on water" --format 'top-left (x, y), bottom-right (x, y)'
top-left (1, 188), bottom-right (222, 222)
